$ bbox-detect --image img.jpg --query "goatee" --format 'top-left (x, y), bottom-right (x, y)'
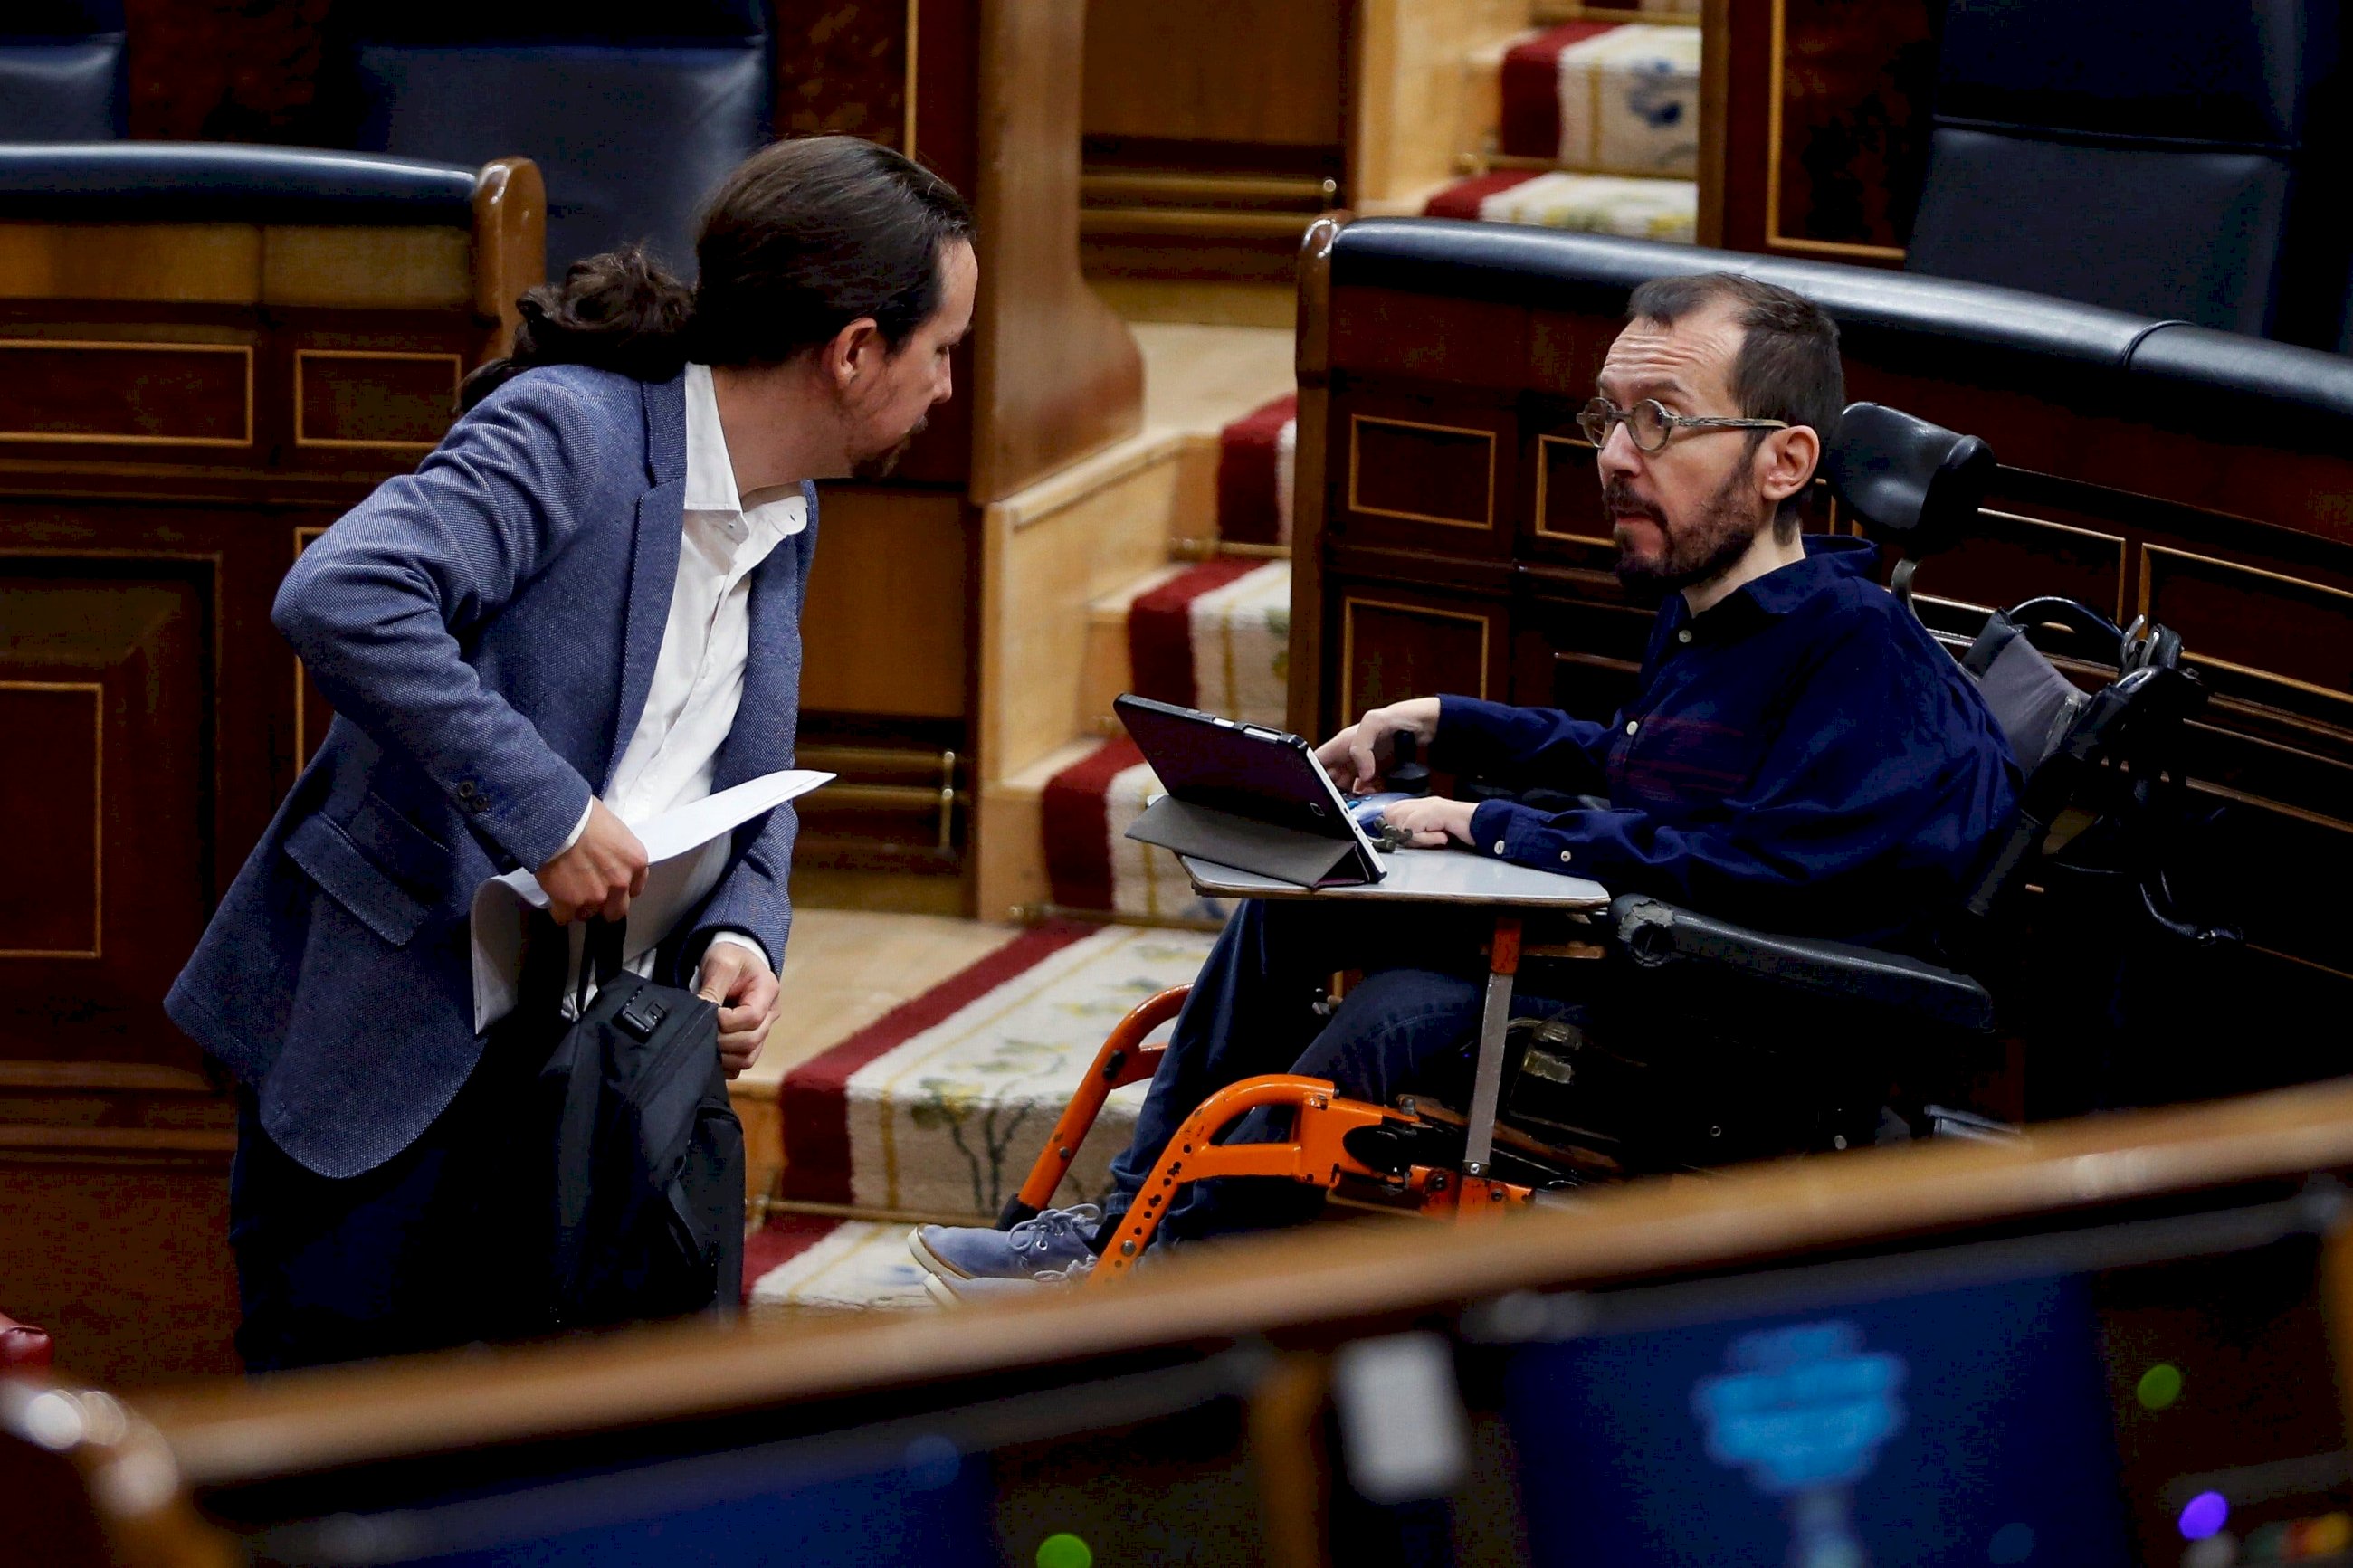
top-left (1608, 462), bottom-right (1759, 602)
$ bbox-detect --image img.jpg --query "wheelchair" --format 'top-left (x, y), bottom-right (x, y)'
top-left (996, 403), bottom-right (2236, 1282)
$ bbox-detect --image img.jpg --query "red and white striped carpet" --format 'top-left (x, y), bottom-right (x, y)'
top-left (747, 922), bottom-right (1217, 1310)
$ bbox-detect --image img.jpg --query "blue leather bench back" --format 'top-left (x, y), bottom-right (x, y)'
top-left (0, 142), bottom-right (479, 225)
top-left (0, 1), bottom-right (127, 142)
top-left (1907, 0), bottom-right (2335, 341)
top-left (344, 1), bottom-right (772, 274)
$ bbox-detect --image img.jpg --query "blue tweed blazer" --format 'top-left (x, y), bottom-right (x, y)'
top-left (167, 366), bottom-right (813, 1178)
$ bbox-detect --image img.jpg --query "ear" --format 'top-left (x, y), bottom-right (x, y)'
top-left (822, 316), bottom-right (885, 391)
top-left (1753, 423), bottom-right (1820, 510)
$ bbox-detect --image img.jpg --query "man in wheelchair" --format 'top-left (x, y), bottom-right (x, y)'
top-left (911, 271), bottom-right (2024, 1297)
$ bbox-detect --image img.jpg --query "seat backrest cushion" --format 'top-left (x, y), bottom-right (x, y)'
top-left (0, 2), bottom-right (127, 142)
top-left (1936, 0), bottom-right (2309, 145)
top-left (348, 5), bottom-right (771, 274)
top-left (1909, 0), bottom-right (2323, 336)
top-left (1909, 131), bottom-right (2294, 334)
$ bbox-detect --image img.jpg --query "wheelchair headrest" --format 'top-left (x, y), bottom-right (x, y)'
top-left (1824, 402), bottom-right (1996, 559)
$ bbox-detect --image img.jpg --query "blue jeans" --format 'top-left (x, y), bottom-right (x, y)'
top-left (1105, 898), bottom-right (1565, 1243)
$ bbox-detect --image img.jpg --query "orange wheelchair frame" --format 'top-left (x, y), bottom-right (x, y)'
top-left (1002, 914), bottom-right (1569, 1284)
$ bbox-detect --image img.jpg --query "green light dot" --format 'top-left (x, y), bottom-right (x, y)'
top-left (1037, 1534), bottom-right (1092, 1568)
top-left (2138, 1362), bottom-right (2185, 1411)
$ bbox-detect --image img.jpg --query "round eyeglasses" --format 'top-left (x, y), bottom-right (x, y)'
top-left (1577, 397), bottom-right (1789, 454)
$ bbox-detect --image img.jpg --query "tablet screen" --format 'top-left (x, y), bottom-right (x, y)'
top-left (1115, 695), bottom-right (1367, 851)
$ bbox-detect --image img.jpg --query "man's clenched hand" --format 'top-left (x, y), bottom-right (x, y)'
top-left (697, 941), bottom-right (780, 1079)
top-left (538, 798), bottom-right (648, 924)
top-left (1314, 697), bottom-right (1442, 795)
top-left (1380, 795), bottom-right (1479, 849)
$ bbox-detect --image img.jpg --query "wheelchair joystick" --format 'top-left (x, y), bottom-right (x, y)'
top-left (1388, 732), bottom-right (1431, 797)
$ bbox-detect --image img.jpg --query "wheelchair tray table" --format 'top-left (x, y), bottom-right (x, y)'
top-left (1176, 848), bottom-right (1608, 908)
top-left (1179, 848), bottom-right (1608, 1193)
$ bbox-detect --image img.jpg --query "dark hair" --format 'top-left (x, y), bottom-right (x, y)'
top-left (460, 136), bottom-right (975, 411)
top-left (1623, 271), bottom-right (1843, 537)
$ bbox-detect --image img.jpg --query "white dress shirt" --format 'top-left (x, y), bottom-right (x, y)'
top-left (560, 362), bottom-right (806, 985)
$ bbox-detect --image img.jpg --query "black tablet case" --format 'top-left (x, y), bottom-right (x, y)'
top-left (1114, 697), bottom-right (1381, 889)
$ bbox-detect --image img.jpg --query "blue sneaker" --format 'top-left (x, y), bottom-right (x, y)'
top-left (922, 1256), bottom-right (1094, 1307)
top-left (907, 1204), bottom-right (1101, 1285)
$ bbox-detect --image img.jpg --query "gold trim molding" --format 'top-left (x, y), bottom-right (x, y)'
top-left (0, 337), bottom-right (252, 448)
top-left (1339, 594), bottom-right (1495, 719)
top-left (1347, 414), bottom-right (1497, 532)
top-left (292, 348), bottom-right (463, 451)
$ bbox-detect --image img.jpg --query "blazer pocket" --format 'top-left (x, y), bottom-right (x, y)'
top-left (285, 813), bottom-right (430, 947)
top-left (345, 788), bottom-right (452, 893)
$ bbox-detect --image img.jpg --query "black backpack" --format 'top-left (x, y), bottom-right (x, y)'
top-left (537, 919), bottom-right (745, 1331)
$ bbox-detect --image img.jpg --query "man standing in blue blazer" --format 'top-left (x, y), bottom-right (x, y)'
top-left (167, 138), bottom-right (976, 1371)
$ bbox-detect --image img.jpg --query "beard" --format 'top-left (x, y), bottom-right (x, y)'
top-left (849, 414), bottom-right (928, 481)
top-left (1607, 460), bottom-right (1762, 603)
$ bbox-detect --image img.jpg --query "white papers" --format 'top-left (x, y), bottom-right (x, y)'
top-left (469, 768), bottom-right (833, 1032)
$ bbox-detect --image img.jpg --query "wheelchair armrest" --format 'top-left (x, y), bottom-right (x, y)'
top-left (1607, 895), bottom-right (1996, 1034)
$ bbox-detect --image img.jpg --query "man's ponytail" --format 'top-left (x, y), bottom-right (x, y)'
top-left (459, 246), bottom-right (696, 412)
top-left (459, 136), bottom-right (973, 413)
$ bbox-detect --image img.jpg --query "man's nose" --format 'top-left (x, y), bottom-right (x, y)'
top-left (1594, 421), bottom-right (1643, 484)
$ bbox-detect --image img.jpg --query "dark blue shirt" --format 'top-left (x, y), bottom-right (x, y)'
top-left (1437, 536), bottom-right (2021, 950)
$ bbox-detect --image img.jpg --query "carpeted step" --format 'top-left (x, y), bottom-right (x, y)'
top-left (1043, 736), bottom-right (1234, 923)
top-left (1131, 557), bottom-right (1291, 722)
top-left (776, 921), bottom-right (1219, 1222)
top-left (1215, 392), bottom-right (1298, 546)
top-left (1424, 168), bottom-right (1697, 243)
top-left (746, 1216), bottom-right (937, 1314)
top-left (1500, 23), bottom-right (1702, 177)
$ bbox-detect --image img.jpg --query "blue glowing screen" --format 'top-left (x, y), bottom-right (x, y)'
top-left (1504, 1275), bottom-right (2134, 1567)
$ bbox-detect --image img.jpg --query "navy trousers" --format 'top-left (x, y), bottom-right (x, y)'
top-left (229, 1014), bottom-right (549, 1373)
top-left (1104, 898), bottom-right (1571, 1243)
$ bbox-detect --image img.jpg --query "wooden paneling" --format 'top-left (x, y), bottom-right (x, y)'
top-left (1338, 401), bottom-right (1516, 559)
top-left (1348, 413), bottom-right (1497, 530)
top-left (1082, 0), bottom-right (1348, 152)
top-left (1336, 589), bottom-right (1503, 720)
top-left (1715, 0), bottom-right (1933, 263)
top-left (0, 564), bottom-right (213, 1064)
top-left (969, 0), bottom-right (1146, 504)
top-left (0, 223), bottom-right (262, 305)
top-left (2142, 546), bottom-right (2353, 717)
top-left (1908, 505), bottom-right (2130, 626)
top-left (261, 228), bottom-right (473, 311)
top-left (0, 339), bottom-right (252, 448)
top-left (1528, 431), bottom-right (1622, 573)
top-left (0, 683), bottom-right (101, 956)
top-left (294, 350), bottom-right (462, 451)
top-left (0, 1149), bottom-right (240, 1389)
top-left (800, 489), bottom-right (971, 721)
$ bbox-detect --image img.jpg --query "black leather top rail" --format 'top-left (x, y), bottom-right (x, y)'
top-left (1327, 219), bottom-right (2353, 448)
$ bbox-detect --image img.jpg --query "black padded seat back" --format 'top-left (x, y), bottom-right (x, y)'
top-left (0, 1), bottom-right (127, 142)
top-left (344, 0), bottom-right (772, 274)
top-left (1910, 134), bottom-right (2291, 335)
top-left (1907, 0), bottom-right (2329, 337)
